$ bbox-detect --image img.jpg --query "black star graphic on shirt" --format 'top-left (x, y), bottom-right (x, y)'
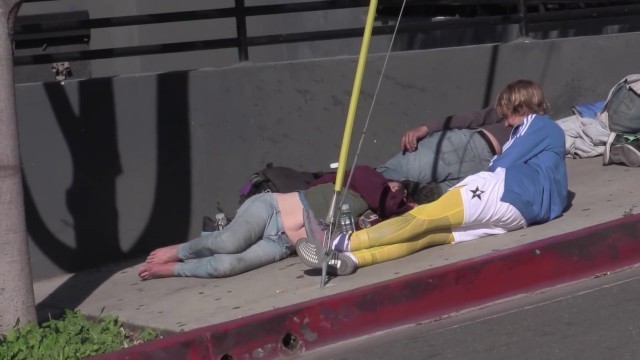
top-left (470, 186), bottom-right (485, 200)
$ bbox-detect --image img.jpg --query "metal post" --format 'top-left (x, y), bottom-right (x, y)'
top-left (517, 0), bottom-right (528, 38)
top-left (235, 0), bottom-right (248, 62)
top-left (321, 0), bottom-right (379, 287)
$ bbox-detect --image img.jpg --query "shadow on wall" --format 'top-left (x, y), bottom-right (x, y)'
top-left (23, 72), bottom-right (192, 313)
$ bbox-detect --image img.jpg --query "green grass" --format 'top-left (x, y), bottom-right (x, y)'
top-left (0, 310), bottom-right (159, 360)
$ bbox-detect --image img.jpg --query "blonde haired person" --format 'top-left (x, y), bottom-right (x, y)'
top-left (296, 80), bottom-right (568, 275)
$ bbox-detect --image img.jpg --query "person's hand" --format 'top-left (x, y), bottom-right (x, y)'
top-left (401, 124), bottom-right (429, 152)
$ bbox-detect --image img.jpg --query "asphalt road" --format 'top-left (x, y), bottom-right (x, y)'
top-left (297, 265), bottom-right (640, 360)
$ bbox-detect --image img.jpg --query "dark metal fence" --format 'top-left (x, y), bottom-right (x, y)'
top-left (12, 0), bottom-right (640, 66)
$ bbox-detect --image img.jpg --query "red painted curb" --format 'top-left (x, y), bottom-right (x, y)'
top-left (92, 214), bottom-right (640, 360)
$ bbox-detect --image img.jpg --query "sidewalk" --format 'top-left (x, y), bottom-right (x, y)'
top-left (33, 157), bottom-right (640, 358)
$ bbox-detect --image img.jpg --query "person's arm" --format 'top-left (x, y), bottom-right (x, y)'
top-left (400, 124), bottom-right (429, 152)
top-left (489, 118), bottom-right (549, 171)
top-left (489, 134), bottom-right (541, 171)
top-left (424, 106), bottom-right (501, 134)
top-left (402, 107), bottom-right (501, 152)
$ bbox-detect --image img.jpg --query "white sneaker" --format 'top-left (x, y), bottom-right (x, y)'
top-left (610, 139), bottom-right (640, 167)
top-left (327, 253), bottom-right (358, 276)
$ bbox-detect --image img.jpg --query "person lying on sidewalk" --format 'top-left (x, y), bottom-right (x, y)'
top-left (296, 79), bottom-right (568, 276)
top-left (377, 106), bottom-right (510, 203)
top-left (379, 75), bottom-right (640, 202)
top-left (138, 165), bottom-right (416, 280)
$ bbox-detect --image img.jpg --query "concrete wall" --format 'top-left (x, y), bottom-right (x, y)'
top-left (17, 31), bottom-right (640, 279)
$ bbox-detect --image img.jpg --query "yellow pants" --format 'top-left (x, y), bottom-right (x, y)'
top-left (351, 188), bottom-right (465, 267)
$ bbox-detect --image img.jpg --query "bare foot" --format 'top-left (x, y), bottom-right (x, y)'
top-left (138, 262), bottom-right (177, 280)
top-left (146, 244), bottom-right (181, 264)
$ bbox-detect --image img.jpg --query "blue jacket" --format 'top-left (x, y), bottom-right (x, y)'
top-left (489, 114), bottom-right (568, 225)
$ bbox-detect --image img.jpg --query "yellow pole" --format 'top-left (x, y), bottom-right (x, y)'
top-left (333, 0), bottom-right (378, 192)
top-left (320, 0), bottom-right (378, 288)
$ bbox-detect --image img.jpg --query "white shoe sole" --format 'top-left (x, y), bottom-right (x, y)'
top-left (296, 238), bottom-right (325, 268)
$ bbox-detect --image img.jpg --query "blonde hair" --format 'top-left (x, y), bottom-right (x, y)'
top-left (495, 80), bottom-right (550, 117)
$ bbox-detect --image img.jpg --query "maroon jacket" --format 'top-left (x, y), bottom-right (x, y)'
top-left (307, 165), bottom-right (412, 219)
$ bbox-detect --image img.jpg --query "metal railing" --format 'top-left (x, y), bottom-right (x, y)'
top-left (12, 0), bottom-right (640, 66)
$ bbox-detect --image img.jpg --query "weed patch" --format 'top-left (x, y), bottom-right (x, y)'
top-left (0, 310), bottom-right (159, 360)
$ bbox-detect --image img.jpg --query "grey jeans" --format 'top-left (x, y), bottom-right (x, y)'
top-left (174, 192), bottom-right (293, 278)
top-left (377, 128), bottom-right (494, 193)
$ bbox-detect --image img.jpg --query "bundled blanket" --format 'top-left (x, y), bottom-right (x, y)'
top-left (557, 101), bottom-right (608, 159)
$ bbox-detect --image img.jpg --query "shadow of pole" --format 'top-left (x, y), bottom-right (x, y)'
top-left (29, 72), bottom-right (192, 317)
top-left (129, 71), bottom-right (192, 254)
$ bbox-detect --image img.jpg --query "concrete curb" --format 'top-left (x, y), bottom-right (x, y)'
top-left (92, 213), bottom-right (640, 360)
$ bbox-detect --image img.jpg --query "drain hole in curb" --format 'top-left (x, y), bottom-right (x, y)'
top-left (282, 332), bottom-right (299, 351)
top-left (220, 354), bottom-right (233, 360)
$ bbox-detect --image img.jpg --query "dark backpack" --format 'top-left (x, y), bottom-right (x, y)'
top-left (239, 163), bottom-right (324, 204)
